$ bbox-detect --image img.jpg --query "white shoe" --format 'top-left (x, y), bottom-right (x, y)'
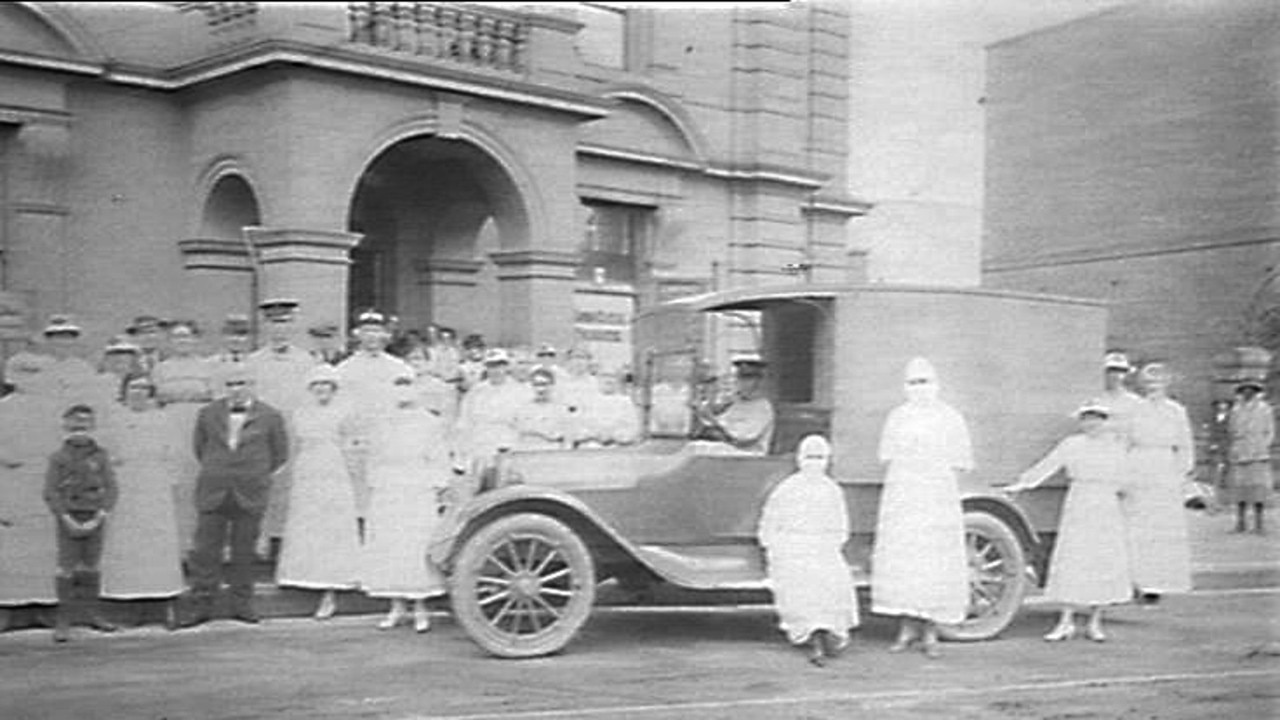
top-left (414, 608), bottom-right (431, 633)
top-left (314, 593), bottom-right (336, 621)
top-left (378, 606), bottom-right (407, 630)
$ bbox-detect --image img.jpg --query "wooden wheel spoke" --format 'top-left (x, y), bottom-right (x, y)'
top-left (539, 567), bottom-right (572, 584)
top-left (477, 574), bottom-right (511, 587)
top-left (490, 596), bottom-right (519, 627)
top-left (540, 587), bottom-right (573, 599)
top-left (531, 547), bottom-right (561, 575)
top-left (487, 548), bottom-right (519, 577)
top-left (529, 593), bottom-right (563, 620)
top-left (477, 590), bottom-right (511, 607)
top-left (523, 599), bottom-right (547, 632)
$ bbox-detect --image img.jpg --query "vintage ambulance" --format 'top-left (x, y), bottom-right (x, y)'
top-left (432, 283), bottom-right (1108, 658)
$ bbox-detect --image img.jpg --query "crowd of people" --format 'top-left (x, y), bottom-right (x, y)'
top-left (758, 351), bottom-right (1255, 666)
top-left (0, 299), bottom-right (644, 641)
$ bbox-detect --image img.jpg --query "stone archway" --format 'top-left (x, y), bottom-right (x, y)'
top-left (178, 172), bottom-right (264, 339)
top-left (347, 134), bottom-right (531, 343)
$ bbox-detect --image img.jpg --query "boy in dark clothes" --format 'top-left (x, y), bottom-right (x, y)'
top-left (43, 404), bottom-right (119, 643)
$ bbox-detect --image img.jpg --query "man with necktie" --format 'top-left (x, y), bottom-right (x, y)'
top-left (180, 367), bottom-right (288, 627)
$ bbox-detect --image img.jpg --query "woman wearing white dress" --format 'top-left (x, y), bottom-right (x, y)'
top-left (362, 372), bottom-right (450, 632)
top-left (758, 434), bottom-right (859, 666)
top-left (276, 365), bottom-right (362, 620)
top-left (871, 357), bottom-right (972, 659)
top-left (98, 373), bottom-right (186, 627)
top-left (1125, 362), bottom-right (1194, 604)
top-left (1007, 399), bottom-right (1132, 642)
top-left (152, 321), bottom-right (216, 557)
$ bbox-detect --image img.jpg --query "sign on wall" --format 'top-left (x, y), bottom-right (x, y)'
top-left (0, 292), bottom-right (30, 341)
top-left (573, 289), bottom-right (634, 375)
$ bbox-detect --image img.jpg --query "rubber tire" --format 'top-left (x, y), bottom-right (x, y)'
top-left (937, 511), bottom-right (1030, 642)
top-left (451, 512), bottom-right (596, 658)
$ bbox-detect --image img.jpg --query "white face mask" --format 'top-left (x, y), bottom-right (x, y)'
top-left (905, 382), bottom-right (939, 403)
top-left (798, 457), bottom-right (828, 476)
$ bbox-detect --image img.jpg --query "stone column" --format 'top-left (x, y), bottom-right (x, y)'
top-left (489, 249), bottom-right (579, 349)
top-left (244, 227), bottom-right (363, 335)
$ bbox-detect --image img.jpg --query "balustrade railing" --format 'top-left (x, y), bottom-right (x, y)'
top-left (347, 3), bottom-right (527, 73)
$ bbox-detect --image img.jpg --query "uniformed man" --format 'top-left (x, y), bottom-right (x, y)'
top-left (208, 313), bottom-right (254, 398)
top-left (1101, 351), bottom-right (1143, 442)
top-left (244, 298), bottom-right (317, 558)
top-left (307, 323), bottom-right (348, 366)
top-left (125, 315), bottom-right (167, 374)
top-left (691, 352), bottom-right (776, 455)
top-left (336, 309), bottom-right (415, 527)
top-left (455, 348), bottom-right (528, 475)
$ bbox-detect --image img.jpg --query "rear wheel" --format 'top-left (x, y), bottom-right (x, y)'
top-left (451, 513), bottom-right (596, 658)
top-left (938, 511), bottom-right (1029, 641)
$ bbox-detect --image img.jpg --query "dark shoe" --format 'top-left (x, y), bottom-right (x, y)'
top-left (819, 630), bottom-right (846, 658)
top-left (806, 633), bottom-right (827, 667)
top-left (85, 613), bottom-right (118, 633)
top-left (230, 607), bottom-right (261, 624)
top-left (52, 624), bottom-right (70, 644)
top-left (178, 600), bottom-right (214, 629)
top-left (1138, 592), bottom-right (1161, 606)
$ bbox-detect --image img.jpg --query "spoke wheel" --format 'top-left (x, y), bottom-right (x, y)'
top-left (451, 513), bottom-right (596, 658)
top-left (938, 511), bottom-right (1029, 641)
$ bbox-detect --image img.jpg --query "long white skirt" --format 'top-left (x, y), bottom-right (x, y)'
top-left (1043, 480), bottom-right (1132, 606)
top-left (1123, 447), bottom-right (1193, 594)
top-left (766, 535), bottom-right (859, 644)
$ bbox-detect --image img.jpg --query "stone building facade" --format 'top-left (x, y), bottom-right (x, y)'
top-left (981, 0), bottom-right (1279, 430)
top-left (0, 1), bottom-right (864, 373)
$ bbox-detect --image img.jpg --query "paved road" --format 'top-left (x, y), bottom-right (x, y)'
top-left (2, 587), bottom-right (1277, 720)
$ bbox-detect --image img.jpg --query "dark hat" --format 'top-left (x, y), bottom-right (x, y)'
top-left (536, 343), bottom-right (558, 358)
top-left (43, 314), bottom-right (82, 337)
top-left (221, 313), bottom-right (252, 336)
top-left (1103, 351), bottom-right (1133, 372)
top-left (462, 333), bottom-right (486, 350)
top-left (354, 308), bottom-right (388, 328)
top-left (126, 315), bottom-right (163, 335)
top-left (308, 323), bottom-right (340, 339)
top-left (259, 298), bottom-right (300, 322)
top-left (1237, 378), bottom-right (1266, 392)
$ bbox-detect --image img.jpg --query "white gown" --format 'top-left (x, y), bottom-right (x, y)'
top-left (98, 406), bottom-right (186, 599)
top-left (759, 470), bottom-right (859, 644)
top-left (1124, 397), bottom-right (1194, 594)
top-left (361, 408), bottom-right (450, 599)
top-left (0, 392), bottom-right (62, 605)
top-left (276, 401), bottom-right (362, 590)
top-left (1019, 434), bottom-right (1132, 606)
top-left (871, 399), bottom-right (972, 624)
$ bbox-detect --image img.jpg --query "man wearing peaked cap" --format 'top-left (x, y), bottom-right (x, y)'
top-left (244, 298), bottom-right (317, 559)
top-left (691, 350), bottom-right (775, 455)
top-left (336, 309), bottom-right (414, 527)
top-left (123, 315), bottom-right (167, 374)
top-left (1101, 350), bottom-right (1142, 444)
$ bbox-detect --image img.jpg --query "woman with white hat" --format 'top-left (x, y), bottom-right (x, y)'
top-left (1125, 362), bottom-right (1194, 604)
top-left (870, 357), bottom-right (972, 659)
top-left (275, 365), bottom-right (362, 620)
top-left (758, 434), bottom-right (859, 666)
top-left (1007, 399), bottom-right (1132, 642)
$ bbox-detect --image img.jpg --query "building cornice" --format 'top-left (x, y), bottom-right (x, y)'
top-left (0, 39), bottom-right (612, 120)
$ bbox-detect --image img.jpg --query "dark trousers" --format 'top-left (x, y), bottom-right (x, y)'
top-left (189, 494), bottom-right (262, 607)
top-left (55, 511), bottom-right (104, 574)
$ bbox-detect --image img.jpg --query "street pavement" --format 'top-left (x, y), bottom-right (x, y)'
top-left (1, 508), bottom-right (1277, 720)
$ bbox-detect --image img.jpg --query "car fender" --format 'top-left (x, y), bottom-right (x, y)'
top-left (431, 483), bottom-right (660, 580)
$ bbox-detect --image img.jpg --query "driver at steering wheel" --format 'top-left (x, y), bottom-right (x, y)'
top-left (691, 353), bottom-right (775, 455)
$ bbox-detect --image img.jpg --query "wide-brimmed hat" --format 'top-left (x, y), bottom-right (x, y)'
top-left (1073, 398), bottom-right (1112, 418)
top-left (354, 309), bottom-right (388, 328)
top-left (1237, 377), bottom-right (1266, 392)
top-left (126, 315), bottom-right (163, 335)
top-left (103, 335), bottom-right (140, 355)
top-left (43, 314), bottom-right (82, 337)
top-left (484, 348), bottom-right (511, 366)
top-left (221, 313), bottom-right (252, 336)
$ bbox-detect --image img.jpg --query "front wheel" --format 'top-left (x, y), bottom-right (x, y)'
top-left (450, 513), bottom-right (596, 658)
top-left (937, 511), bottom-right (1030, 641)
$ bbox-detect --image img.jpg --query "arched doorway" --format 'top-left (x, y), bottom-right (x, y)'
top-left (183, 173), bottom-right (263, 338)
top-left (347, 135), bottom-right (529, 342)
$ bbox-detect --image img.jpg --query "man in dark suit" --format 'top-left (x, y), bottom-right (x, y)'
top-left (181, 367), bottom-right (289, 626)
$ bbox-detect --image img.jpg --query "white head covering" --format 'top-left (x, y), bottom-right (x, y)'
top-left (305, 364), bottom-right (341, 388)
top-left (904, 357), bottom-right (937, 384)
top-left (796, 434), bottom-right (831, 475)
